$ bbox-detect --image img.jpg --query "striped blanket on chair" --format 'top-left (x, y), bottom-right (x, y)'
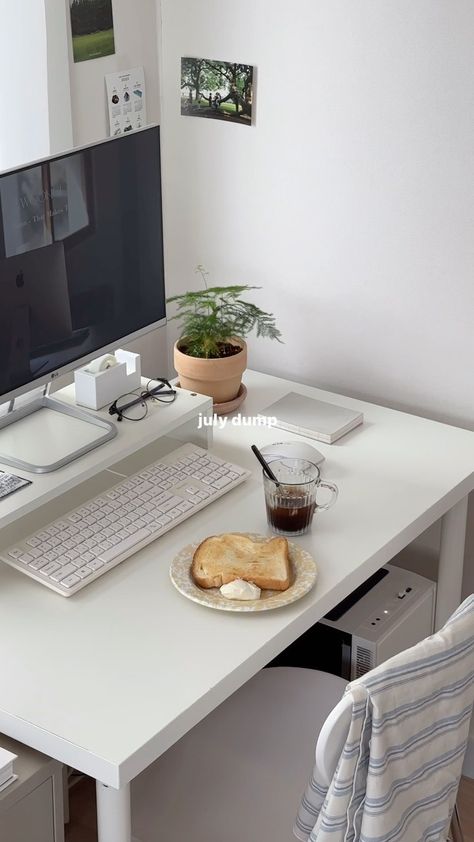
top-left (294, 595), bottom-right (474, 842)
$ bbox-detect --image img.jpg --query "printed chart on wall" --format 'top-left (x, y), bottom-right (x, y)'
top-left (105, 68), bottom-right (147, 136)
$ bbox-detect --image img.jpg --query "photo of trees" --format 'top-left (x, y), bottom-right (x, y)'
top-left (69, 0), bottom-right (115, 63)
top-left (181, 58), bottom-right (253, 126)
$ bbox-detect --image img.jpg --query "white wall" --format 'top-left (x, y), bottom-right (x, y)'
top-left (0, 2), bottom-right (51, 170)
top-left (45, 0), bottom-right (74, 155)
top-left (66, 0), bottom-right (161, 146)
top-left (64, 0), bottom-right (167, 372)
top-left (160, 0), bottom-right (474, 596)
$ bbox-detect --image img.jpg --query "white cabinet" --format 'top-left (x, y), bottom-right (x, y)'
top-left (0, 735), bottom-right (64, 842)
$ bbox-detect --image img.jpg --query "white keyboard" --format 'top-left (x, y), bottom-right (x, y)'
top-left (0, 444), bottom-right (250, 597)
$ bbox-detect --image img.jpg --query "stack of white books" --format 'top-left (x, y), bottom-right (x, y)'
top-left (0, 745), bottom-right (18, 793)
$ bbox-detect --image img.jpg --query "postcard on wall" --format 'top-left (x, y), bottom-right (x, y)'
top-left (70, 0), bottom-right (115, 63)
top-left (106, 68), bottom-right (147, 136)
top-left (181, 57), bottom-right (254, 126)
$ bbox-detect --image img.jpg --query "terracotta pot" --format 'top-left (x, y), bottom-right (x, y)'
top-left (174, 339), bottom-right (247, 403)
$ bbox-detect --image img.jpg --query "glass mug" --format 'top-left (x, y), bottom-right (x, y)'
top-left (263, 458), bottom-right (338, 536)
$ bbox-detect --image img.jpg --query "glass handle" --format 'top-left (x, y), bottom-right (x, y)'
top-left (315, 480), bottom-right (338, 511)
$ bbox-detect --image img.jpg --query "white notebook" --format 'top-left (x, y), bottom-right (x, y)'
top-left (0, 745), bottom-right (17, 788)
top-left (261, 392), bottom-right (363, 444)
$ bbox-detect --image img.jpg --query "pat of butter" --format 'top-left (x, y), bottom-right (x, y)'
top-left (220, 579), bottom-right (261, 600)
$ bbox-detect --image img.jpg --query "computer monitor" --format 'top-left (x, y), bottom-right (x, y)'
top-left (0, 125), bottom-right (166, 403)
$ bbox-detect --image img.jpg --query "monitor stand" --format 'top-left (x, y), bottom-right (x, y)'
top-left (0, 391), bottom-right (117, 474)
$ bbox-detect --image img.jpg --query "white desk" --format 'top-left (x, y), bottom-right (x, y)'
top-left (0, 370), bottom-right (473, 842)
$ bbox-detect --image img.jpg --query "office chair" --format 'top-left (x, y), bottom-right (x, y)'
top-left (132, 601), bottom-right (473, 842)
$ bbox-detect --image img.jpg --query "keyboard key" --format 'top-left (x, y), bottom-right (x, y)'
top-left (124, 525), bottom-right (139, 536)
top-left (30, 558), bottom-right (50, 572)
top-left (46, 525), bottom-right (59, 536)
top-left (98, 528), bottom-right (151, 563)
top-left (187, 494), bottom-right (202, 504)
top-left (134, 481), bottom-right (153, 495)
top-left (75, 567), bottom-right (93, 579)
top-left (98, 540), bottom-right (114, 550)
top-left (8, 548), bottom-right (24, 559)
top-left (212, 476), bottom-right (233, 489)
top-left (50, 563), bottom-right (79, 582)
top-left (62, 574), bottom-right (81, 589)
top-left (156, 499), bottom-right (175, 514)
top-left (168, 507), bottom-right (182, 520)
top-left (177, 501), bottom-right (193, 513)
top-left (40, 561), bottom-right (61, 576)
top-left (87, 559), bottom-right (104, 572)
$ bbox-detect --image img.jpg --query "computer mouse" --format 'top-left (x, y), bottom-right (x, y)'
top-left (260, 441), bottom-right (325, 466)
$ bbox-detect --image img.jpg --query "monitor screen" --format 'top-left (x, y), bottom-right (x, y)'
top-left (0, 126), bottom-right (166, 401)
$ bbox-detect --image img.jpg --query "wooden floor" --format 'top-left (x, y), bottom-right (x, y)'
top-left (65, 775), bottom-right (474, 842)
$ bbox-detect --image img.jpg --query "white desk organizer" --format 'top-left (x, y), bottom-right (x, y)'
top-left (74, 350), bottom-right (141, 410)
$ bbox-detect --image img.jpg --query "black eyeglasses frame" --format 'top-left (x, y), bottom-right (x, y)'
top-left (108, 378), bottom-right (177, 422)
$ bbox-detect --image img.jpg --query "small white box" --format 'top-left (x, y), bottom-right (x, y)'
top-left (74, 350), bottom-right (141, 410)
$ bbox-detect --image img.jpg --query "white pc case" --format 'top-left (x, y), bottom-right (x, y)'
top-left (319, 565), bottom-right (436, 680)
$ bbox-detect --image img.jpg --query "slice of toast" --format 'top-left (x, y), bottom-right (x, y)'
top-left (192, 533), bottom-right (291, 591)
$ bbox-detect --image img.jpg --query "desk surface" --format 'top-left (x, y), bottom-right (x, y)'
top-left (0, 370), bottom-right (473, 787)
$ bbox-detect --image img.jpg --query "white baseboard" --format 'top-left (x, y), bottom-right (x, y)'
top-left (463, 734), bottom-right (474, 779)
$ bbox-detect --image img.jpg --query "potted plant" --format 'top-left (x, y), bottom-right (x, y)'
top-left (167, 266), bottom-right (282, 406)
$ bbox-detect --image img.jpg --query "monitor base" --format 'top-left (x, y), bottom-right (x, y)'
top-left (0, 396), bottom-right (117, 474)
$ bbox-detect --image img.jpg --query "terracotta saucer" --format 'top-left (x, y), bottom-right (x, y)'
top-left (214, 383), bottom-right (248, 416)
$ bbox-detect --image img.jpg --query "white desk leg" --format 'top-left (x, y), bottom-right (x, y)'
top-left (435, 496), bottom-right (469, 630)
top-left (96, 781), bottom-right (132, 842)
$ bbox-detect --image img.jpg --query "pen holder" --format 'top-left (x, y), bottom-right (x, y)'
top-left (74, 350), bottom-right (141, 410)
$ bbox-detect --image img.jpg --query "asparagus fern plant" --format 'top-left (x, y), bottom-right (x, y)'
top-left (167, 266), bottom-right (282, 359)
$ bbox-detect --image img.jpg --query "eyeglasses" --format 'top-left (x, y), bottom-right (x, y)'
top-left (108, 378), bottom-right (177, 422)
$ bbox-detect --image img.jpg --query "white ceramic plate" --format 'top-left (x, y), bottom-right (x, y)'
top-left (169, 533), bottom-right (317, 612)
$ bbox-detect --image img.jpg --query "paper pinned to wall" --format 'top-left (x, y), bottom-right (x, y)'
top-left (105, 67), bottom-right (147, 136)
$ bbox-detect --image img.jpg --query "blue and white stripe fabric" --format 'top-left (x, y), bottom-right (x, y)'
top-left (294, 594), bottom-right (474, 842)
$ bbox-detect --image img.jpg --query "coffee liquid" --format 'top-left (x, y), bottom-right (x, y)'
top-left (266, 498), bottom-right (316, 534)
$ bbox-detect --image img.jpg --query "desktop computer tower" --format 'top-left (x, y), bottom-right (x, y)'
top-left (269, 565), bottom-right (436, 680)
